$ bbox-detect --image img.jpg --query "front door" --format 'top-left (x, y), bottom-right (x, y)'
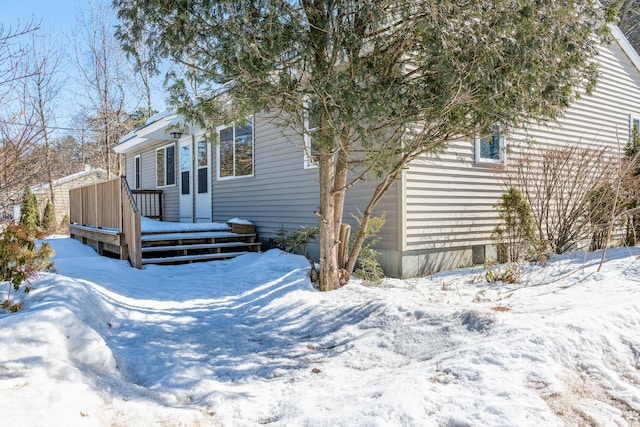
top-left (179, 139), bottom-right (193, 222)
top-left (195, 140), bottom-right (212, 222)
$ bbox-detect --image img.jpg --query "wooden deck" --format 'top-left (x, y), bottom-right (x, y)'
top-left (68, 177), bottom-right (260, 268)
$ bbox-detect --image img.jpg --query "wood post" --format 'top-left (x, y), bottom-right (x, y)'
top-left (338, 223), bottom-right (351, 269)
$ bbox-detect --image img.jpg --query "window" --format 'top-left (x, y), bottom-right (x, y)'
top-left (180, 144), bottom-right (190, 195)
top-left (134, 155), bottom-right (141, 189)
top-left (630, 115), bottom-right (640, 142)
top-left (304, 100), bottom-right (321, 169)
top-left (197, 141), bottom-right (209, 193)
top-left (217, 117), bottom-right (254, 179)
top-left (475, 125), bottom-right (505, 164)
top-left (156, 143), bottom-right (176, 187)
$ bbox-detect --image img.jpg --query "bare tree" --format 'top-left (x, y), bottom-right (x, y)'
top-left (120, 21), bottom-right (157, 120)
top-left (618, 1), bottom-right (640, 52)
top-left (0, 21), bottom-right (40, 214)
top-left (0, 21), bottom-right (39, 107)
top-left (25, 31), bottom-right (65, 215)
top-left (73, 0), bottom-right (132, 176)
top-left (0, 86), bottom-right (48, 210)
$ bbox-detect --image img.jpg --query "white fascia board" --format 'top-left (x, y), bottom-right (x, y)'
top-left (609, 24), bottom-right (640, 75)
top-left (115, 112), bottom-right (179, 154)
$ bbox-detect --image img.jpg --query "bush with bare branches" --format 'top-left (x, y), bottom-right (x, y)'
top-left (502, 143), bottom-right (637, 255)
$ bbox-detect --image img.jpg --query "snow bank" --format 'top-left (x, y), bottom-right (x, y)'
top-left (1, 238), bottom-right (639, 426)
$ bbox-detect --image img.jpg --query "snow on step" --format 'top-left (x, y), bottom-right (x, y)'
top-left (141, 231), bottom-right (254, 242)
top-left (141, 242), bottom-right (261, 252)
top-left (141, 251), bottom-right (249, 264)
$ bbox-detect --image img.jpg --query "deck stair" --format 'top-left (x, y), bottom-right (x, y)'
top-left (140, 226), bottom-right (260, 265)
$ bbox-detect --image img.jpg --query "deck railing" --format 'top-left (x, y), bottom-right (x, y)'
top-left (69, 177), bottom-right (142, 269)
top-left (121, 178), bottom-right (142, 268)
top-left (131, 189), bottom-right (163, 221)
top-left (69, 178), bottom-right (121, 229)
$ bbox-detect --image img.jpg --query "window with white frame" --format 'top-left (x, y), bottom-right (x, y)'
top-left (217, 117), bottom-right (254, 179)
top-left (180, 144), bottom-right (191, 195)
top-left (134, 155), bottom-right (141, 189)
top-left (630, 115), bottom-right (640, 142)
top-left (197, 140), bottom-right (209, 193)
top-left (156, 143), bottom-right (176, 187)
top-left (304, 100), bottom-right (321, 169)
top-left (475, 125), bottom-right (506, 164)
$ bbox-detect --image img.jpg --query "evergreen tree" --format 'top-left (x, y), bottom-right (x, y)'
top-left (19, 185), bottom-right (39, 231)
top-left (41, 199), bottom-right (57, 234)
top-left (116, 0), bottom-right (615, 290)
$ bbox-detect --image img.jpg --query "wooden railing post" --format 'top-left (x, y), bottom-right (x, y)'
top-left (120, 177), bottom-right (142, 269)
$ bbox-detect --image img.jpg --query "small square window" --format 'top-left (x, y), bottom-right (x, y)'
top-left (475, 126), bottom-right (505, 164)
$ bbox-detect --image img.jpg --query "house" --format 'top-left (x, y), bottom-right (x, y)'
top-left (103, 26), bottom-right (640, 277)
top-left (10, 166), bottom-right (108, 226)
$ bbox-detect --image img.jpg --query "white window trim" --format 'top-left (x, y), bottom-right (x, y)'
top-left (216, 116), bottom-right (255, 180)
top-left (133, 154), bottom-right (141, 190)
top-left (474, 128), bottom-right (506, 165)
top-left (196, 140), bottom-right (211, 194)
top-left (155, 143), bottom-right (176, 188)
top-left (303, 98), bottom-right (318, 169)
top-left (629, 114), bottom-right (640, 138)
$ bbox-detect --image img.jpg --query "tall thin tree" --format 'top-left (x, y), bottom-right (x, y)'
top-left (26, 31), bottom-right (64, 215)
top-left (74, 0), bottom-right (131, 176)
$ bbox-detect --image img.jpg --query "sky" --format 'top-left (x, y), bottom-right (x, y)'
top-left (1, 1), bottom-right (167, 137)
top-left (1, 0), bottom-right (78, 34)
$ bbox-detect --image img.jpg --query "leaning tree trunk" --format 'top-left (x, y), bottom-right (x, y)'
top-left (345, 158), bottom-right (406, 279)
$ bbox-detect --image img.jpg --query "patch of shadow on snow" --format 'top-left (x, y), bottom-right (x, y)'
top-left (458, 310), bottom-right (495, 333)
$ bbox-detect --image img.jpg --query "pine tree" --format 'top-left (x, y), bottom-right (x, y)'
top-left (116, 0), bottom-right (615, 290)
top-left (41, 199), bottom-right (57, 234)
top-left (19, 185), bottom-right (39, 231)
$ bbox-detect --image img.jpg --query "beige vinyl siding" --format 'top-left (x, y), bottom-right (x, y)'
top-left (404, 141), bottom-right (501, 251)
top-left (211, 115), bottom-right (318, 235)
top-left (212, 113), bottom-right (400, 252)
top-left (402, 39), bottom-right (640, 269)
top-left (124, 140), bottom-right (180, 222)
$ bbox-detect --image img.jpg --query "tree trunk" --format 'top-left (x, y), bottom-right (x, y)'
top-left (345, 166), bottom-right (403, 278)
top-left (318, 152), bottom-right (341, 291)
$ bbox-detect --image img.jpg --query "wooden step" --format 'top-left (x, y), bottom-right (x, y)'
top-left (141, 242), bottom-right (262, 253)
top-left (141, 251), bottom-right (249, 265)
top-left (141, 231), bottom-right (255, 243)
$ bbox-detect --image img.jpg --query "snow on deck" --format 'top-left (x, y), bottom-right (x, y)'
top-left (141, 217), bottom-right (231, 233)
top-left (141, 231), bottom-right (250, 242)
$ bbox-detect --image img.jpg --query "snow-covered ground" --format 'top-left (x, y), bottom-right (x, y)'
top-left (1, 237), bottom-right (640, 426)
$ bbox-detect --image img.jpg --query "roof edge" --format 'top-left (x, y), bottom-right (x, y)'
top-left (609, 24), bottom-right (640, 74)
